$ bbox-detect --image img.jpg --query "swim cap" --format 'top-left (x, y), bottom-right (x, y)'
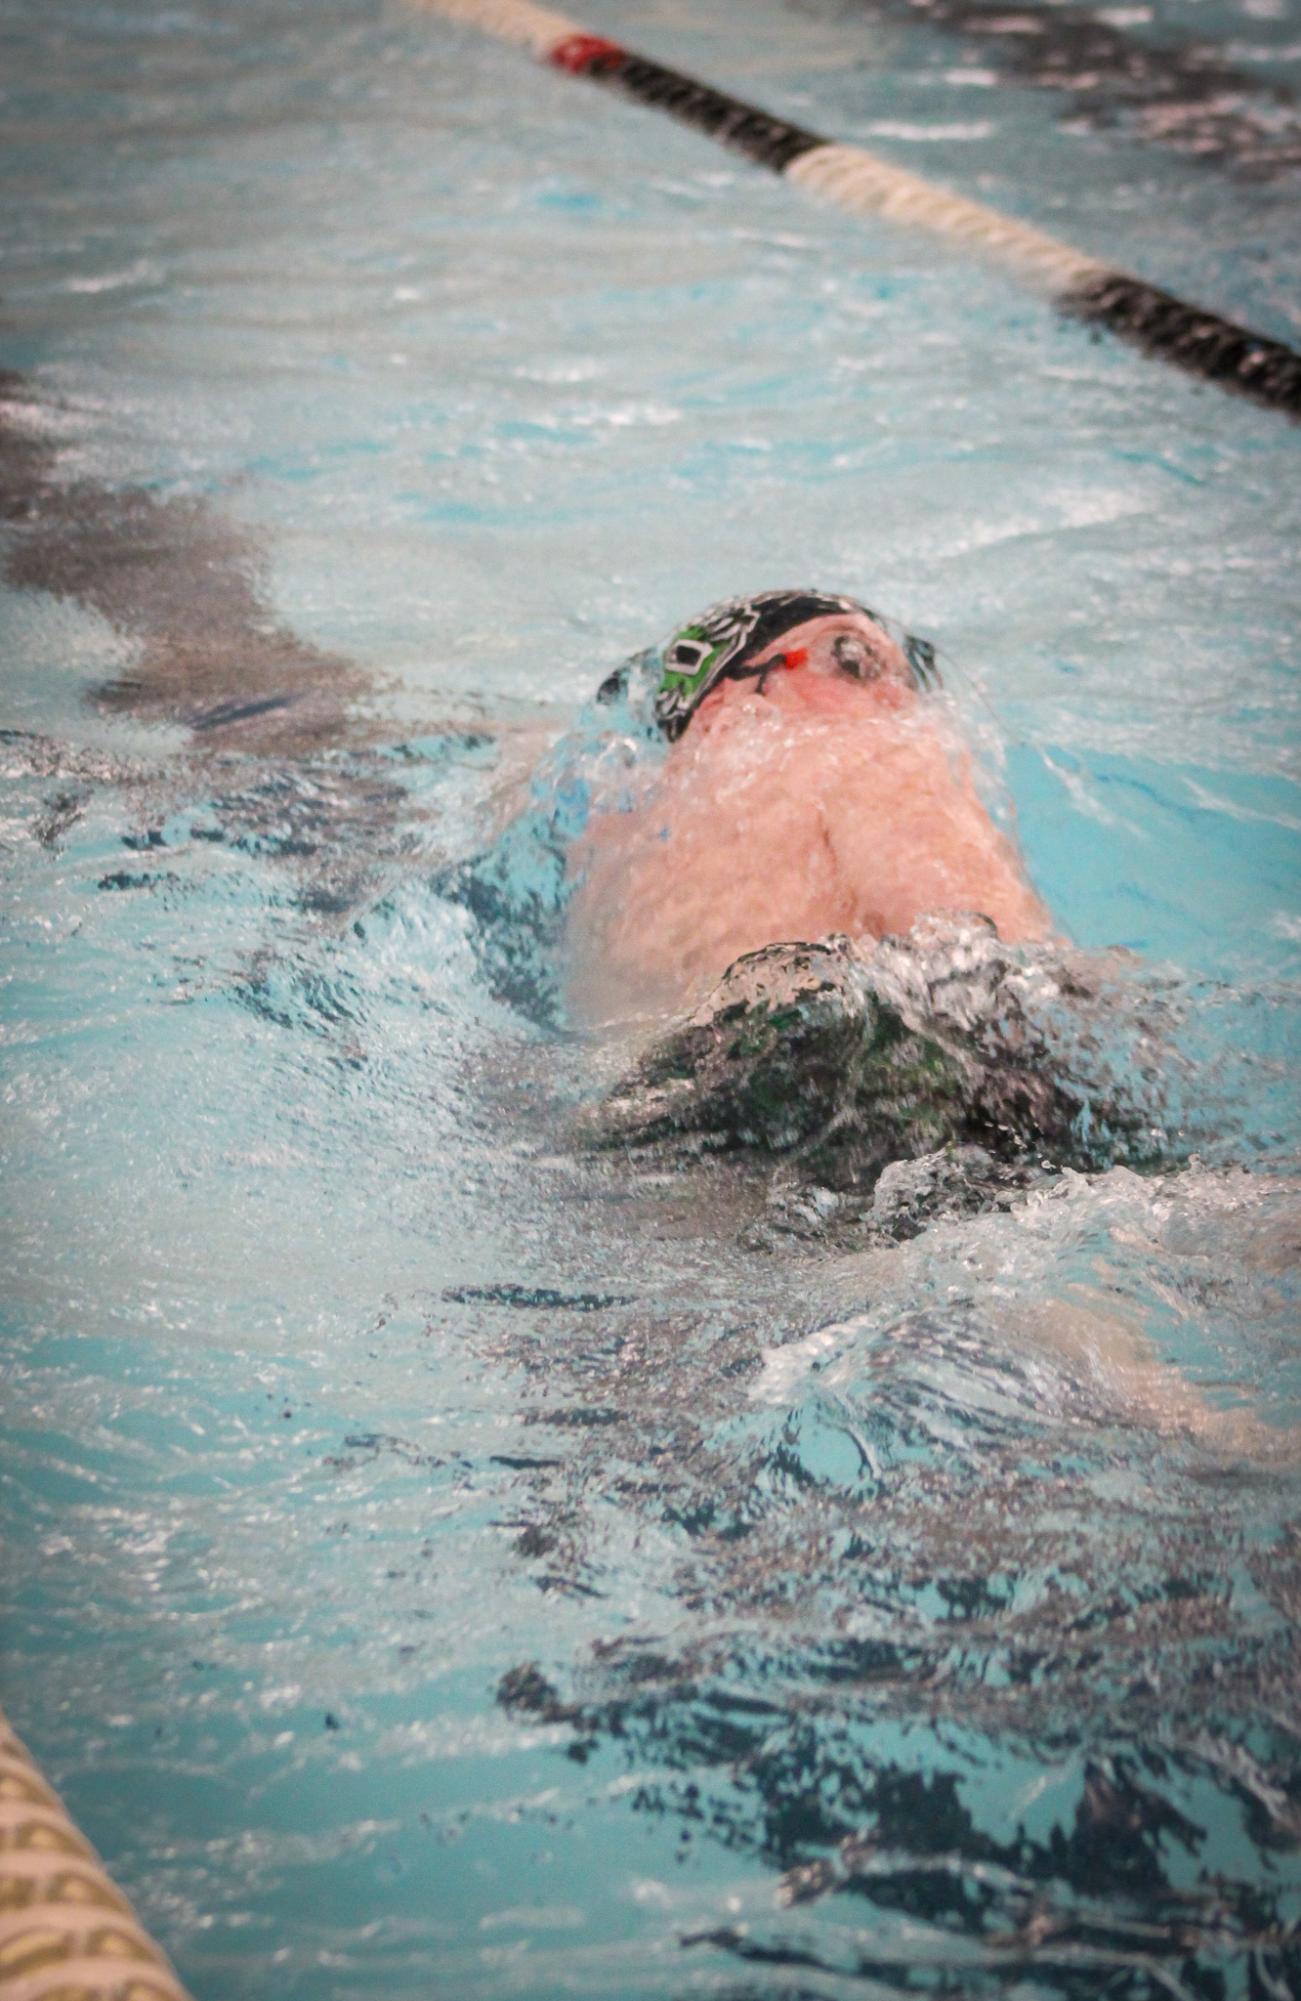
top-left (653, 589), bottom-right (938, 740)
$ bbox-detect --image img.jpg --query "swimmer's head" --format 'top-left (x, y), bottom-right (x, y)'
top-left (650, 590), bottom-right (939, 741)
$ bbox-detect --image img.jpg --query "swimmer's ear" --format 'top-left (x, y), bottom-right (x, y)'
top-left (903, 633), bottom-right (940, 692)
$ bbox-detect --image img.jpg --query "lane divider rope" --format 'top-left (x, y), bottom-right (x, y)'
top-left (409, 0), bottom-right (1301, 418)
top-left (0, 1705), bottom-right (194, 2001)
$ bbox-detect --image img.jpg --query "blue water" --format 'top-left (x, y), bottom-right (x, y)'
top-left (2, 0), bottom-right (1300, 1995)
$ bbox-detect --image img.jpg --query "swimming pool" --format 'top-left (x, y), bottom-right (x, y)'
top-left (2, 0), bottom-right (1299, 1994)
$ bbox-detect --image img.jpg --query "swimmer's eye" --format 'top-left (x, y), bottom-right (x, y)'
top-left (832, 633), bottom-right (881, 681)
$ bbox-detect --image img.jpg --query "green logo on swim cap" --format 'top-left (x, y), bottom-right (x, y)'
top-left (659, 625), bottom-right (725, 698)
top-left (656, 600), bottom-right (764, 739)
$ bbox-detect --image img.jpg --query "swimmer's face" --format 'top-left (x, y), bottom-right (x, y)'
top-left (690, 612), bottom-right (916, 733)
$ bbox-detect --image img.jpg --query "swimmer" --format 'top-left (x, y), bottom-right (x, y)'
top-left (566, 590), bottom-right (1052, 1027)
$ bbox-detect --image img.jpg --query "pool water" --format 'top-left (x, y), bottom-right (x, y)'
top-left (2, 0), bottom-right (1299, 1995)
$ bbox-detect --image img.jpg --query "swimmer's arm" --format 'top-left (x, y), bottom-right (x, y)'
top-left (1013, 1285), bottom-right (1297, 1466)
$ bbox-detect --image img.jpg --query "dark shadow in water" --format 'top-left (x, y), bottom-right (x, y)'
top-left (0, 373), bottom-right (377, 756)
top-left (0, 367), bottom-right (428, 912)
top-left (799, 0), bottom-right (1301, 179)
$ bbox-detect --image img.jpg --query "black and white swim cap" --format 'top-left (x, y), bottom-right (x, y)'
top-left (653, 589), bottom-right (938, 739)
